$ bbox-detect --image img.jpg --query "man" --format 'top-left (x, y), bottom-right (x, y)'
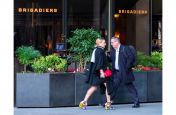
top-left (109, 37), bottom-right (140, 108)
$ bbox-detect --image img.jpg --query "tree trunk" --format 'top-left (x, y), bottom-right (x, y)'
top-left (79, 54), bottom-right (84, 72)
top-left (83, 60), bottom-right (87, 70)
top-left (24, 65), bottom-right (27, 72)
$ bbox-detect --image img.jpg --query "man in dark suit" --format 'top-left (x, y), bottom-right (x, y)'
top-left (109, 37), bottom-right (140, 108)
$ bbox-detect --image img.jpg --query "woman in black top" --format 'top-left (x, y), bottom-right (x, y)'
top-left (79, 38), bottom-right (112, 110)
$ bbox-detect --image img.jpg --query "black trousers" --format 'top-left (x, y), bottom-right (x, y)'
top-left (112, 70), bottom-right (139, 103)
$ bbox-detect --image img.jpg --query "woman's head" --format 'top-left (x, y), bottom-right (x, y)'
top-left (96, 38), bottom-right (106, 48)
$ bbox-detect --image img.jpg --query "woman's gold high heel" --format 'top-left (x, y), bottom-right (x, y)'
top-left (104, 102), bottom-right (112, 110)
top-left (79, 101), bottom-right (87, 110)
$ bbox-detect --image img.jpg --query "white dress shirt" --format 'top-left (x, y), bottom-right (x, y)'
top-left (91, 48), bottom-right (97, 63)
top-left (115, 45), bottom-right (121, 70)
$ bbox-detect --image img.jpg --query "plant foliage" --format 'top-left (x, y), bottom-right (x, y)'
top-left (68, 28), bottom-right (101, 71)
top-left (15, 46), bottom-right (41, 72)
top-left (31, 54), bottom-right (67, 73)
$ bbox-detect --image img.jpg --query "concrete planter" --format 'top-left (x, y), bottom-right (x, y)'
top-left (147, 71), bottom-right (162, 102)
top-left (75, 71), bottom-right (162, 105)
top-left (75, 73), bottom-right (103, 105)
top-left (113, 71), bottom-right (148, 104)
top-left (113, 71), bottom-right (162, 104)
top-left (15, 71), bottom-right (162, 107)
top-left (16, 73), bottom-right (75, 107)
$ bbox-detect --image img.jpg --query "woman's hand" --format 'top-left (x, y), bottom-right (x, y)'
top-left (100, 69), bottom-right (105, 78)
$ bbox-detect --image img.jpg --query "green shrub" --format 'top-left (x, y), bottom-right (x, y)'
top-left (32, 54), bottom-right (67, 73)
top-left (15, 46), bottom-right (41, 72)
top-left (68, 28), bottom-right (101, 71)
top-left (150, 51), bottom-right (162, 69)
top-left (136, 51), bottom-right (162, 70)
top-left (136, 52), bottom-right (151, 67)
top-left (31, 56), bottom-right (46, 73)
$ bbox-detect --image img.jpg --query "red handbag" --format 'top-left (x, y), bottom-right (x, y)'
top-left (104, 69), bottom-right (112, 78)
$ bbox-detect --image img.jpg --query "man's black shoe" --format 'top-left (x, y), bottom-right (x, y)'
top-left (132, 103), bottom-right (140, 108)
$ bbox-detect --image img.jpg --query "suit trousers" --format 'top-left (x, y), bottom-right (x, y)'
top-left (113, 70), bottom-right (139, 104)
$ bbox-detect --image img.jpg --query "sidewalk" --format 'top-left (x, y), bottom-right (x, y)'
top-left (14, 102), bottom-right (162, 115)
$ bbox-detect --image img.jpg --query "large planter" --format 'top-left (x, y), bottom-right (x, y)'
top-left (75, 73), bottom-right (103, 106)
top-left (15, 71), bottom-right (162, 107)
top-left (147, 71), bottom-right (162, 102)
top-left (112, 71), bottom-right (148, 104)
top-left (114, 71), bottom-right (162, 104)
top-left (16, 73), bottom-right (75, 107)
top-left (74, 71), bottom-right (162, 105)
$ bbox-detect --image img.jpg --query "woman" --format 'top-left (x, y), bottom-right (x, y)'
top-left (79, 38), bottom-right (112, 110)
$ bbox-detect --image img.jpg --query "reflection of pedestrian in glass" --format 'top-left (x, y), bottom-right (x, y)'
top-left (109, 37), bottom-right (140, 108)
top-left (46, 34), bottom-right (52, 54)
top-left (79, 38), bottom-right (112, 110)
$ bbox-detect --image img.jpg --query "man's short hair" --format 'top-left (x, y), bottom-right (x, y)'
top-left (111, 36), bottom-right (120, 43)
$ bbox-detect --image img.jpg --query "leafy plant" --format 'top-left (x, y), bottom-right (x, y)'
top-left (136, 52), bottom-right (152, 67)
top-left (150, 51), bottom-right (162, 69)
top-left (68, 28), bottom-right (101, 71)
top-left (134, 51), bottom-right (162, 71)
top-left (31, 54), bottom-right (67, 73)
top-left (15, 46), bottom-right (41, 72)
top-left (31, 56), bottom-right (46, 73)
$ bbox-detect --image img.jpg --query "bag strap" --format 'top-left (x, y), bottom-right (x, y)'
top-left (122, 46), bottom-right (128, 58)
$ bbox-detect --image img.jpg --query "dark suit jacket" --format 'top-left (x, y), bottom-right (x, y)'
top-left (110, 45), bottom-right (135, 83)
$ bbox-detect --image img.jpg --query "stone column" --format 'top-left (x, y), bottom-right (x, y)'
top-left (135, 0), bottom-right (151, 55)
top-left (93, 0), bottom-right (100, 30)
top-left (62, 0), bottom-right (67, 49)
top-left (108, 0), bottom-right (112, 50)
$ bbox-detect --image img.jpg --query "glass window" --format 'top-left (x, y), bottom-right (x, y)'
top-left (113, 0), bottom-right (151, 54)
top-left (14, 0), bottom-right (62, 55)
top-left (67, 0), bottom-right (108, 48)
top-left (14, 0), bottom-right (109, 55)
top-left (14, 0), bottom-right (162, 55)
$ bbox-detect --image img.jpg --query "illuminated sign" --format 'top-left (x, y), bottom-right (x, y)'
top-left (17, 8), bottom-right (58, 13)
top-left (118, 10), bottom-right (148, 14)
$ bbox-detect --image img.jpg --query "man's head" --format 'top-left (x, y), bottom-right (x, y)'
top-left (111, 37), bottom-right (120, 49)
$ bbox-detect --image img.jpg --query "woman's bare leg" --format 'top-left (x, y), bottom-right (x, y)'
top-left (104, 83), bottom-right (111, 102)
top-left (83, 86), bottom-right (97, 102)
top-left (104, 83), bottom-right (112, 110)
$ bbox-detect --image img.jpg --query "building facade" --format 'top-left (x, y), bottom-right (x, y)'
top-left (14, 0), bottom-right (162, 55)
